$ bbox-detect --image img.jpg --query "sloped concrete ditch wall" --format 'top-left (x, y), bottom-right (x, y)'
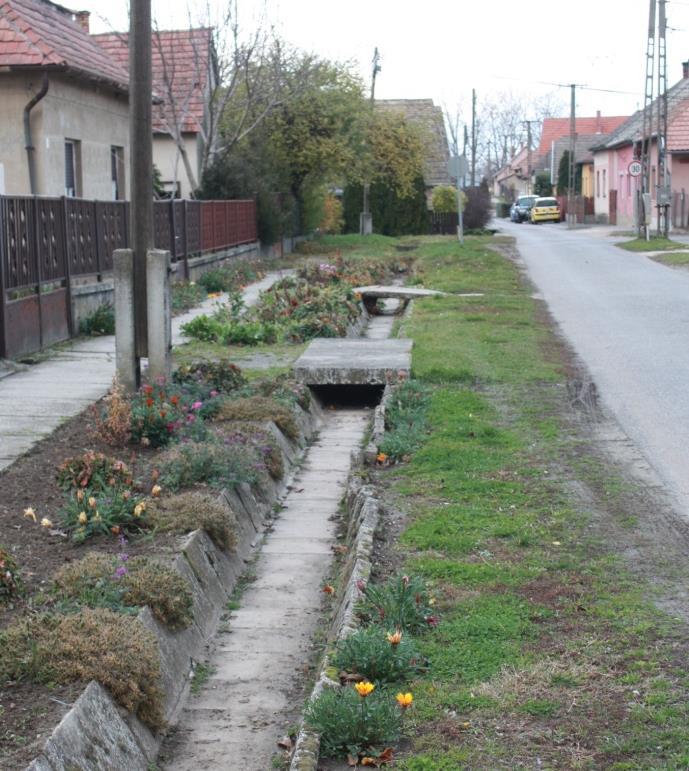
top-left (26, 400), bottom-right (324, 771)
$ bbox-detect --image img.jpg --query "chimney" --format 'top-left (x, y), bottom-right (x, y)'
top-left (75, 11), bottom-right (90, 33)
top-left (683, 60), bottom-right (689, 79)
top-left (595, 110), bottom-right (602, 134)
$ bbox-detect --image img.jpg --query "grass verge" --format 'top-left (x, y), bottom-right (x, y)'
top-left (617, 236), bottom-right (685, 252)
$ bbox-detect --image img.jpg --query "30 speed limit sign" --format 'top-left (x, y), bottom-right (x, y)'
top-left (628, 160), bottom-right (642, 177)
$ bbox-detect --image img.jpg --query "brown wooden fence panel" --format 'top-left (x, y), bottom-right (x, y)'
top-left (186, 201), bottom-right (201, 255)
top-left (153, 200), bottom-right (173, 253)
top-left (96, 201), bottom-right (127, 273)
top-left (66, 198), bottom-right (98, 276)
top-left (36, 198), bottom-right (66, 283)
top-left (429, 211), bottom-right (458, 235)
top-left (2, 197), bottom-right (37, 289)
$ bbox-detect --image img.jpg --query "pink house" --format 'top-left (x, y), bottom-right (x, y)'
top-left (592, 63), bottom-right (689, 227)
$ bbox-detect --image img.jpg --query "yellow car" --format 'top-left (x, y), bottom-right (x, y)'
top-left (530, 197), bottom-right (561, 223)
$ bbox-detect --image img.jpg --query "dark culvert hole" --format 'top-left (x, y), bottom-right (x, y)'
top-left (310, 384), bottom-right (384, 409)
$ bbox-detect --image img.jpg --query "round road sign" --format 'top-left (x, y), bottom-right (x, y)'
top-left (628, 160), bottom-right (642, 177)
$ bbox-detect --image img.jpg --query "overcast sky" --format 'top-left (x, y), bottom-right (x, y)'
top-left (78, 0), bottom-right (689, 124)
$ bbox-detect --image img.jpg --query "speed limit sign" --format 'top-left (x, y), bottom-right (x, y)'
top-left (628, 160), bottom-right (642, 177)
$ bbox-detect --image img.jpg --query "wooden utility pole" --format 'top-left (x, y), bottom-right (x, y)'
top-left (470, 88), bottom-right (477, 187)
top-left (524, 121), bottom-right (533, 194)
top-left (567, 84), bottom-right (576, 228)
top-left (129, 0), bottom-right (153, 359)
top-left (360, 47), bottom-right (381, 235)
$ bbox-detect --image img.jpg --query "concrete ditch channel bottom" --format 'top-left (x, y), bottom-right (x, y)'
top-left (158, 336), bottom-right (412, 770)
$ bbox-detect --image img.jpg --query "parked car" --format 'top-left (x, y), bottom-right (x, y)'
top-left (530, 197), bottom-right (561, 223)
top-left (510, 195), bottom-right (537, 223)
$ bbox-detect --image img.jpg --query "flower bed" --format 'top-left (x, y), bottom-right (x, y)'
top-left (0, 360), bottom-right (317, 770)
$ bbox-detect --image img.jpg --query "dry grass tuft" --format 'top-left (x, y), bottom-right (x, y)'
top-left (146, 491), bottom-right (238, 551)
top-left (0, 609), bottom-right (165, 727)
top-left (91, 380), bottom-right (132, 447)
top-left (214, 396), bottom-right (299, 440)
top-left (54, 552), bottom-right (194, 629)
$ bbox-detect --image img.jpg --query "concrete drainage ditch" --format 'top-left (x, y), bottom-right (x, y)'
top-left (24, 293), bottom-right (413, 771)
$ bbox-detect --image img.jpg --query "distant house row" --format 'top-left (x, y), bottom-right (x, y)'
top-left (495, 60), bottom-right (689, 228)
top-left (0, 0), bottom-right (212, 200)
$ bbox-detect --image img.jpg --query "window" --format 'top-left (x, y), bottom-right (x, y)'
top-left (596, 170), bottom-right (600, 197)
top-left (111, 146), bottom-right (125, 200)
top-left (602, 169), bottom-right (607, 198)
top-left (64, 139), bottom-right (82, 197)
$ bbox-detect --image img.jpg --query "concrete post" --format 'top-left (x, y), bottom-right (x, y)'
top-left (146, 249), bottom-right (171, 382)
top-left (359, 212), bottom-right (373, 235)
top-left (113, 249), bottom-right (137, 393)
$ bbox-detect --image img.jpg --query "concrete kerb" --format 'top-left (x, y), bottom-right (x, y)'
top-left (289, 469), bottom-right (382, 771)
top-left (364, 383), bottom-right (393, 464)
top-left (26, 399), bottom-right (323, 771)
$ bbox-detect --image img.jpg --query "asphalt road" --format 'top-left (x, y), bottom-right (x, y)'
top-left (500, 219), bottom-right (689, 516)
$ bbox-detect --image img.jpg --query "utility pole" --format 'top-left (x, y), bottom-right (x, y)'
top-left (567, 84), bottom-right (576, 228)
top-left (470, 88), bottom-right (477, 187)
top-left (360, 47), bottom-right (381, 236)
top-left (524, 121), bottom-right (533, 194)
top-left (657, 0), bottom-right (670, 236)
top-left (130, 0), bottom-right (153, 363)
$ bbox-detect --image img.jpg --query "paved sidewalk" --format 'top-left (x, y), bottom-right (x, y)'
top-left (0, 271), bottom-right (289, 472)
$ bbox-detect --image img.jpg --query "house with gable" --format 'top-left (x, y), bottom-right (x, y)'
top-left (0, 0), bottom-right (130, 198)
top-left (591, 63), bottom-right (689, 227)
top-left (94, 28), bottom-right (215, 199)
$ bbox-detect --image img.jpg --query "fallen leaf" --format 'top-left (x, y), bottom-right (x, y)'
top-left (347, 754), bottom-right (358, 766)
top-left (331, 544), bottom-right (348, 554)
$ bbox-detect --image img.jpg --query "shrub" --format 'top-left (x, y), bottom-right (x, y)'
top-left (146, 492), bottom-right (238, 551)
top-left (174, 360), bottom-right (247, 395)
top-left (157, 440), bottom-right (261, 492)
top-left (463, 180), bottom-right (492, 230)
top-left (92, 381), bottom-right (132, 447)
top-left (53, 552), bottom-right (193, 629)
top-left (332, 627), bottom-right (422, 684)
top-left (305, 683), bottom-right (402, 758)
top-left (431, 185), bottom-right (465, 214)
top-left (213, 422), bottom-right (284, 481)
top-left (0, 546), bottom-right (21, 602)
top-left (57, 451), bottom-right (131, 492)
top-left (197, 262), bottom-right (262, 294)
top-left (130, 382), bottom-right (187, 447)
top-left (357, 575), bottom-right (437, 634)
top-left (320, 194), bottom-right (344, 234)
top-left (0, 609), bottom-right (164, 728)
top-left (79, 303), bottom-right (115, 336)
top-left (171, 281), bottom-right (207, 314)
top-left (59, 484), bottom-right (147, 543)
top-left (215, 395), bottom-right (299, 440)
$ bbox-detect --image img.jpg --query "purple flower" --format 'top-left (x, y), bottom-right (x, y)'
top-left (118, 534), bottom-right (129, 548)
top-left (119, 553), bottom-right (129, 562)
top-left (114, 566), bottom-right (128, 579)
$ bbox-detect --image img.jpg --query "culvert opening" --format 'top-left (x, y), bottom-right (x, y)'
top-left (310, 384), bottom-right (384, 409)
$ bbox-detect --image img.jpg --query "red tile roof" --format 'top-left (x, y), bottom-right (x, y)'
top-left (537, 115), bottom-right (628, 155)
top-left (668, 95), bottom-right (689, 151)
top-left (0, 0), bottom-right (128, 89)
top-left (93, 28), bottom-right (212, 134)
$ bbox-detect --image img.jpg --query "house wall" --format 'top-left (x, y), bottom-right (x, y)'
top-left (668, 154), bottom-right (689, 194)
top-left (0, 73), bottom-right (129, 198)
top-left (594, 144), bottom-right (651, 226)
top-left (153, 133), bottom-right (201, 198)
top-left (581, 164), bottom-right (594, 197)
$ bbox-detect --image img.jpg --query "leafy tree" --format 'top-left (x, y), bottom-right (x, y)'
top-left (533, 172), bottom-right (552, 196)
top-left (557, 151), bottom-right (582, 195)
top-left (343, 175), bottom-right (428, 236)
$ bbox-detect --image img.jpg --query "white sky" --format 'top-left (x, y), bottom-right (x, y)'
top-left (77, 0), bottom-right (689, 124)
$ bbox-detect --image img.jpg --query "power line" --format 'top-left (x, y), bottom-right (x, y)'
top-left (490, 73), bottom-right (641, 96)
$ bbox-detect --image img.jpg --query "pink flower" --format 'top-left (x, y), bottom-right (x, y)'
top-left (187, 414), bottom-right (196, 424)
top-left (425, 615), bottom-right (439, 627)
top-left (191, 401), bottom-right (203, 411)
top-left (210, 390), bottom-right (219, 398)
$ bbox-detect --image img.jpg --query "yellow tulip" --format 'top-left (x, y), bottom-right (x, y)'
top-left (78, 511), bottom-right (88, 525)
top-left (396, 692), bottom-right (413, 709)
top-left (23, 507), bottom-right (37, 522)
top-left (387, 630), bottom-right (402, 646)
top-left (40, 517), bottom-right (53, 529)
top-left (354, 681), bottom-right (375, 698)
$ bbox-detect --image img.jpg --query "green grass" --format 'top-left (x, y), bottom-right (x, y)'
top-left (190, 662), bottom-right (216, 695)
top-left (649, 251), bottom-right (689, 267)
top-left (617, 236), bottom-right (686, 252)
top-left (364, 234), bottom-right (689, 769)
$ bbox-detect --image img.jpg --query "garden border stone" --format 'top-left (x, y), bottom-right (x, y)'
top-left (25, 398), bottom-right (324, 771)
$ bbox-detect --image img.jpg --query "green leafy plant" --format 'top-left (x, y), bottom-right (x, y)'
top-left (357, 575), bottom-right (437, 633)
top-left (79, 303), bottom-right (115, 336)
top-left (54, 552), bottom-right (193, 629)
top-left (379, 379), bottom-right (431, 461)
top-left (59, 484), bottom-right (146, 542)
top-left (174, 360), bottom-right (247, 395)
top-left (0, 546), bottom-right (21, 603)
top-left (305, 683), bottom-right (403, 758)
top-left (171, 281), bottom-right (207, 314)
top-left (156, 440), bottom-right (261, 492)
top-left (130, 382), bottom-right (187, 447)
top-left (332, 627), bottom-right (423, 684)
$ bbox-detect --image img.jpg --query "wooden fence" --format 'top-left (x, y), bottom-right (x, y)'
top-left (0, 196), bottom-right (257, 358)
